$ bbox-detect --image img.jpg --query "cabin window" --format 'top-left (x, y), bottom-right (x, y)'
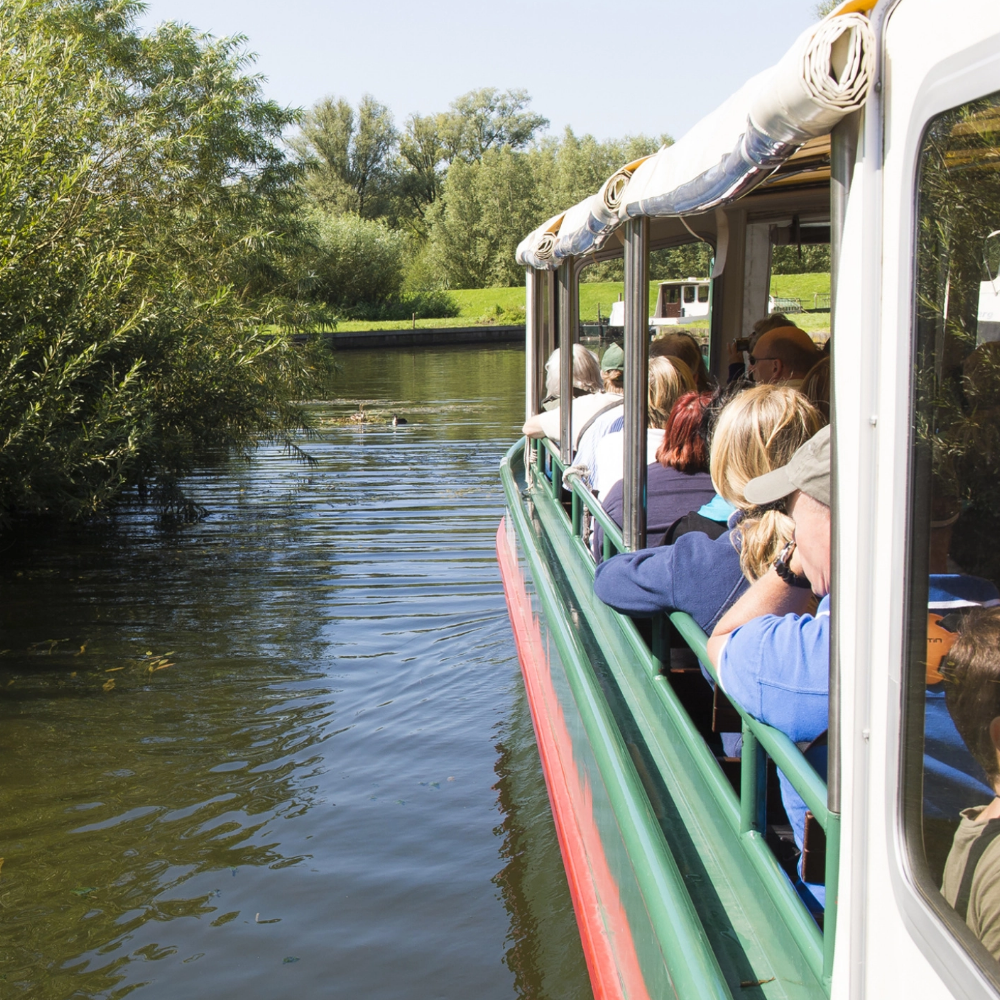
top-left (904, 88), bottom-right (1000, 972)
top-left (665, 287), bottom-right (679, 304)
top-left (683, 285), bottom-right (696, 303)
top-left (698, 285), bottom-right (709, 303)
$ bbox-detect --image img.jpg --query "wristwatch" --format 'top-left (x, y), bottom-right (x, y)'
top-left (774, 541), bottom-right (812, 588)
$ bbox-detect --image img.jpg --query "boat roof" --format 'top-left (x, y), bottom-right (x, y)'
top-left (516, 0), bottom-right (876, 270)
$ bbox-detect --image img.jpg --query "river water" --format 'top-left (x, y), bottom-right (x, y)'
top-left (0, 345), bottom-right (591, 1000)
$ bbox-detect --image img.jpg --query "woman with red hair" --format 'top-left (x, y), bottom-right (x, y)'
top-left (595, 391), bottom-right (716, 560)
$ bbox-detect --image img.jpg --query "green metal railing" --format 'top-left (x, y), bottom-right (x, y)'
top-left (528, 435), bottom-right (839, 984)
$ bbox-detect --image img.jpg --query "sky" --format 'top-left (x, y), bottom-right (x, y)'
top-left (136, 0), bottom-right (820, 143)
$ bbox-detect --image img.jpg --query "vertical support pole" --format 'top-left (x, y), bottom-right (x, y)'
top-left (823, 812), bottom-right (842, 981)
top-left (544, 269), bottom-right (558, 363)
top-left (623, 217), bottom-right (649, 551)
top-left (828, 112), bottom-right (858, 822)
top-left (652, 614), bottom-right (669, 675)
top-left (739, 724), bottom-right (767, 836)
top-left (742, 223), bottom-right (773, 335)
top-left (525, 268), bottom-right (543, 421)
top-left (824, 111), bottom-right (857, 985)
top-left (557, 260), bottom-right (579, 466)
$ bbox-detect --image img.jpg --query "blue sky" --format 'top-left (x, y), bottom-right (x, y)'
top-left (137, 0), bottom-right (819, 143)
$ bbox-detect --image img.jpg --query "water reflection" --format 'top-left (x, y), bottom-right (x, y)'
top-left (0, 345), bottom-right (591, 1000)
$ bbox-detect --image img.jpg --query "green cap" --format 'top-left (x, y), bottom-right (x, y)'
top-left (743, 424), bottom-right (831, 507)
top-left (601, 343), bottom-right (625, 372)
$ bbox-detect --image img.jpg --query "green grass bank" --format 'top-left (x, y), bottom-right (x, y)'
top-left (331, 273), bottom-right (831, 334)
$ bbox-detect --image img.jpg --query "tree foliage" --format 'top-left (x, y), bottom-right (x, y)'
top-left (294, 81), bottom-right (827, 300)
top-left (305, 211), bottom-right (406, 307)
top-left (0, 0), bottom-right (330, 524)
top-left (443, 87), bottom-right (550, 162)
top-left (426, 148), bottom-right (542, 289)
top-left (294, 94), bottom-right (399, 220)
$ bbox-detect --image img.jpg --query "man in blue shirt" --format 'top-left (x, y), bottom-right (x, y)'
top-left (706, 425), bottom-right (831, 907)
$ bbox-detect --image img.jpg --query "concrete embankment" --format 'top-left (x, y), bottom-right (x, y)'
top-left (294, 325), bottom-right (525, 351)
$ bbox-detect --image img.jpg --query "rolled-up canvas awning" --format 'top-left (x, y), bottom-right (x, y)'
top-left (516, 0), bottom-right (876, 270)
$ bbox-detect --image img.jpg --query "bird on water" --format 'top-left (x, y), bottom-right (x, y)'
top-left (392, 414), bottom-right (407, 426)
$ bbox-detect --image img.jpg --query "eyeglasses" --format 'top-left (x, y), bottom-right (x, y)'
top-left (748, 355), bottom-right (778, 365)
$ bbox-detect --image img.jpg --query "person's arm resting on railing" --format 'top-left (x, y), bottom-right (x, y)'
top-left (595, 530), bottom-right (747, 633)
top-left (707, 564), bottom-right (829, 741)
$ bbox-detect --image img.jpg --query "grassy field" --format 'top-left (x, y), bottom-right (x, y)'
top-left (332, 316), bottom-right (473, 332)
top-left (327, 272), bottom-right (832, 334)
top-left (770, 272), bottom-right (829, 302)
top-left (448, 282), bottom-right (628, 323)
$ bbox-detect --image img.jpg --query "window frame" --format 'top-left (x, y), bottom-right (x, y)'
top-left (887, 28), bottom-right (1000, 999)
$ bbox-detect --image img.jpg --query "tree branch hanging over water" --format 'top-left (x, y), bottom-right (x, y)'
top-left (0, 0), bottom-right (333, 526)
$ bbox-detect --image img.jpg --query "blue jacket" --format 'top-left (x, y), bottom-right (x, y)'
top-left (593, 515), bottom-right (748, 634)
top-left (594, 463), bottom-right (717, 562)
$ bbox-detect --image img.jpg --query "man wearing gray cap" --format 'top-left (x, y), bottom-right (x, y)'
top-left (706, 424), bottom-right (831, 908)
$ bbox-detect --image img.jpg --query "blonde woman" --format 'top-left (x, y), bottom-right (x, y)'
top-left (593, 384), bottom-right (824, 631)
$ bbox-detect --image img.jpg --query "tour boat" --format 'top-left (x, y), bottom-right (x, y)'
top-left (496, 2), bottom-right (1000, 998)
top-left (609, 278), bottom-right (713, 330)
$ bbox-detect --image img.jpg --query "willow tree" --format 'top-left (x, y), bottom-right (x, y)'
top-left (0, 0), bottom-right (329, 524)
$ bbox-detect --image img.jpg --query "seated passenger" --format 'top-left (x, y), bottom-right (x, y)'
top-left (564, 343), bottom-right (635, 491)
top-left (586, 355), bottom-right (694, 498)
top-left (538, 343), bottom-right (601, 411)
top-left (727, 312), bottom-right (790, 383)
top-left (941, 607), bottom-right (1000, 959)
top-left (707, 425), bottom-right (832, 908)
top-left (750, 326), bottom-right (821, 389)
top-left (594, 385), bottom-right (824, 632)
top-left (650, 331), bottom-right (714, 392)
top-left (594, 391), bottom-right (716, 560)
top-left (926, 573), bottom-right (1000, 822)
top-left (522, 344), bottom-right (621, 454)
top-left (925, 488), bottom-right (1000, 822)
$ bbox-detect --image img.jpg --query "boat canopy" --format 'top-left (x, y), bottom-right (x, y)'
top-left (516, 0), bottom-right (877, 270)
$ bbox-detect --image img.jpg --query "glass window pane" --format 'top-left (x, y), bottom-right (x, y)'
top-left (907, 89), bottom-right (1000, 974)
top-left (683, 285), bottom-right (696, 303)
top-left (698, 285), bottom-right (710, 302)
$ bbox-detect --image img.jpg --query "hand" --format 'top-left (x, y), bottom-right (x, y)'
top-left (727, 339), bottom-right (743, 363)
top-left (787, 540), bottom-right (805, 578)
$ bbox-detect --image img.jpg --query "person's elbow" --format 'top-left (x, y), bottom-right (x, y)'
top-left (522, 418), bottom-right (544, 439)
top-left (706, 632), bottom-right (727, 670)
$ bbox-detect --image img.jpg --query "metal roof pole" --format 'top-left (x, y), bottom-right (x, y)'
top-left (828, 112), bottom-right (858, 822)
top-left (525, 268), bottom-right (544, 420)
top-left (544, 269), bottom-right (557, 363)
top-left (557, 260), bottom-right (578, 466)
top-left (623, 217), bottom-right (649, 551)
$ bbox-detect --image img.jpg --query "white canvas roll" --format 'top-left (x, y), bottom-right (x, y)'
top-left (749, 12), bottom-right (875, 145)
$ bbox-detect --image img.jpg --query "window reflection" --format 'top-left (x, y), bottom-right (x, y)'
top-left (909, 90), bottom-right (1000, 969)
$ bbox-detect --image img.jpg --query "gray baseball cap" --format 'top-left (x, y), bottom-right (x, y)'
top-left (743, 424), bottom-right (831, 507)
